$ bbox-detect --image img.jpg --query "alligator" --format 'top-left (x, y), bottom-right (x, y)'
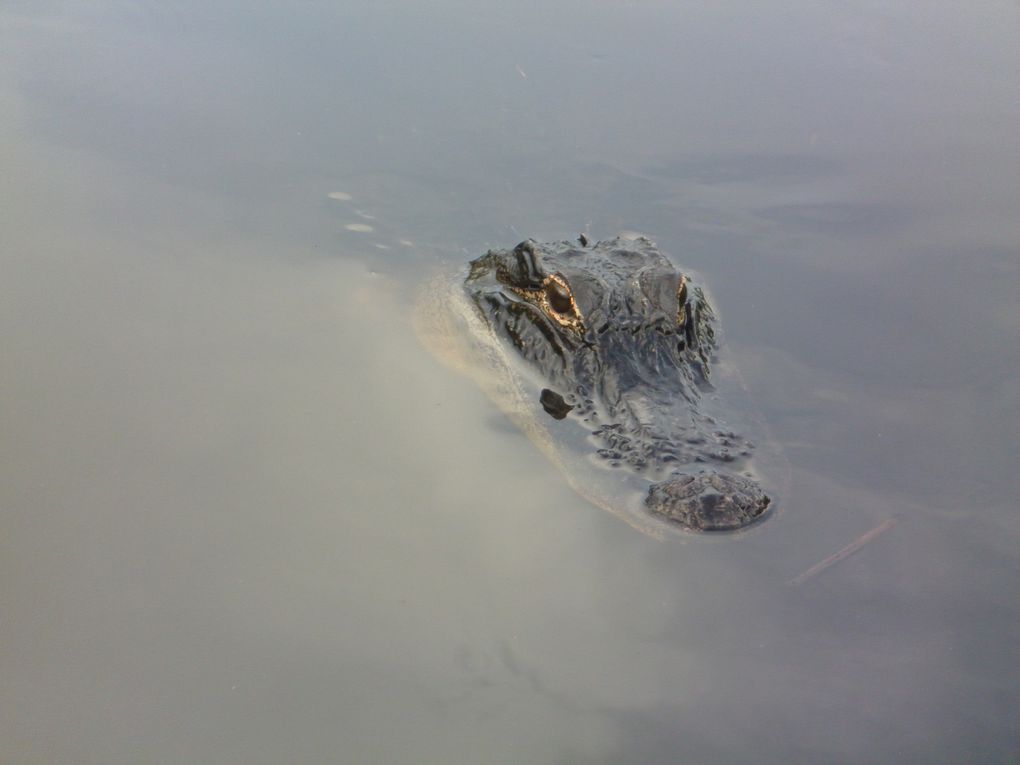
top-left (417, 235), bottom-right (778, 535)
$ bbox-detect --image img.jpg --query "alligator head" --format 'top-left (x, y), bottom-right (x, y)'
top-left (464, 236), bottom-right (771, 532)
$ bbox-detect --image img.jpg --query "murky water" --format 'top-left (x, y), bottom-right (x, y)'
top-left (1, 3), bottom-right (1017, 763)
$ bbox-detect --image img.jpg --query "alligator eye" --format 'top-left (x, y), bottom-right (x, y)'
top-left (537, 274), bottom-right (584, 331)
top-left (546, 278), bottom-right (574, 314)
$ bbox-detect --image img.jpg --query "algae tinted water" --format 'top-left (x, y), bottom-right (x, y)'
top-left (1, 2), bottom-right (1017, 762)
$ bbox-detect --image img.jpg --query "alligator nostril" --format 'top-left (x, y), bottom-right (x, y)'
top-left (646, 473), bottom-right (771, 532)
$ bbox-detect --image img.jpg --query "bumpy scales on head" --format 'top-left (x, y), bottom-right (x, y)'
top-left (465, 236), bottom-right (771, 532)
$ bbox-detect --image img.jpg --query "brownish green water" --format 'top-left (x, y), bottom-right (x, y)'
top-left (1, 3), bottom-right (1017, 762)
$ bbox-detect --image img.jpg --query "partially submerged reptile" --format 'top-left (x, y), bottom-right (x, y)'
top-left (418, 235), bottom-right (779, 535)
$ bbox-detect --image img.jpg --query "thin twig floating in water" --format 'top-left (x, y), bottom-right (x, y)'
top-left (788, 518), bottom-right (898, 586)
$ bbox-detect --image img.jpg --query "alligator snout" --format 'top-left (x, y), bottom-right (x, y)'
top-left (645, 473), bottom-right (771, 532)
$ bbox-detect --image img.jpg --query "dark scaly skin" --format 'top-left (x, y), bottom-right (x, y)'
top-left (465, 236), bottom-right (771, 532)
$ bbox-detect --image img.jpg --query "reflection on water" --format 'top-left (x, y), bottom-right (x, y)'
top-left (1, 2), bottom-right (1017, 763)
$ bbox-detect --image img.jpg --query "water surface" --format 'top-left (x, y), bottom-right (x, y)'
top-left (1, 2), bottom-right (1017, 763)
